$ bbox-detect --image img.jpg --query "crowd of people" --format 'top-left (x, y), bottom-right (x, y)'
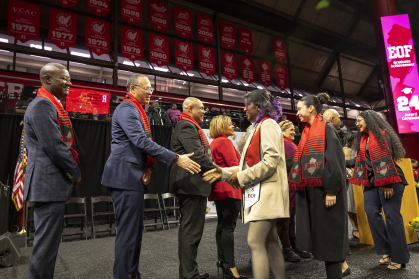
top-left (23, 62), bottom-right (415, 279)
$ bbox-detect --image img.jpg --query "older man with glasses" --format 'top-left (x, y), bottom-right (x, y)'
top-left (101, 74), bottom-right (201, 279)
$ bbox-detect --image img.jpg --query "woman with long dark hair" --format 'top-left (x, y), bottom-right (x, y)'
top-left (203, 89), bottom-right (289, 279)
top-left (288, 93), bottom-right (348, 279)
top-left (347, 110), bottom-right (409, 270)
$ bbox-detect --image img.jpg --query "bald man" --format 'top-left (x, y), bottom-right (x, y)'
top-left (24, 63), bottom-right (81, 279)
top-left (323, 109), bottom-right (342, 130)
top-left (170, 97), bottom-right (215, 279)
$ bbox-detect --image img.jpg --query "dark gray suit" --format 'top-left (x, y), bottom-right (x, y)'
top-left (24, 96), bottom-right (81, 279)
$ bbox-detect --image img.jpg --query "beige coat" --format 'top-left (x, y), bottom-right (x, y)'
top-left (221, 119), bottom-right (289, 223)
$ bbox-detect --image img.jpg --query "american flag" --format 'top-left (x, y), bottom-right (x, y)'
top-left (12, 130), bottom-right (27, 211)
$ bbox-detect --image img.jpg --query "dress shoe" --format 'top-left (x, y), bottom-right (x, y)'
top-left (283, 247), bottom-right (301, 262)
top-left (293, 247), bottom-right (311, 259)
top-left (200, 273), bottom-right (210, 279)
top-left (224, 268), bottom-right (247, 278)
top-left (342, 266), bottom-right (351, 277)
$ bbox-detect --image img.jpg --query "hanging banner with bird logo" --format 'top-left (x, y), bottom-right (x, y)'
top-left (149, 0), bottom-right (169, 32)
top-left (240, 56), bottom-right (255, 84)
top-left (222, 51), bottom-right (237, 80)
top-left (149, 33), bottom-right (169, 66)
top-left (220, 21), bottom-right (236, 50)
top-left (239, 27), bottom-right (253, 54)
top-left (275, 64), bottom-right (288, 91)
top-left (259, 61), bottom-right (272, 87)
top-left (85, 18), bottom-right (110, 56)
top-left (174, 6), bottom-right (192, 38)
top-left (197, 14), bottom-right (214, 43)
top-left (87, 0), bottom-right (110, 16)
top-left (7, 0), bottom-right (40, 43)
top-left (198, 45), bottom-right (215, 76)
top-left (273, 38), bottom-right (287, 63)
top-left (175, 39), bottom-right (193, 72)
top-left (121, 26), bottom-right (143, 62)
top-left (48, 9), bottom-right (77, 50)
top-left (121, 0), bottom-right (142, 24)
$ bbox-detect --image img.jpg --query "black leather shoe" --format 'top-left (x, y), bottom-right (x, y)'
top-left (342, 266), bottom-right (351, 277)
top-left (224, 268), bottom-right (247, 279)
top-left (283, 247), bottom-right (301, 262)
top-left (200, 273), bottom-right (210, 279)
top-left (293, 247), bottom-right (311, 259)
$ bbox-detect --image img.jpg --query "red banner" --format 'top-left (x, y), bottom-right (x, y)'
top-left (174, 7), bottom-right (192, 38)
top-left (56, 0), bottom-right (78, 8)
top-left (198, 45), bottom-right (215, 76)
top-left (121, 0), bottom-right (142, 24)
top-left (220, 21), bottom-right (236, 49)
top-left (259, 61), bottom-right (272, 88)
top-left (149, 0), bottom-right (169, 32)
top-left (222, 51), bottom-right (237, 80)
top-left (274, 38), bottom-right (287, 63)
top-left (48, 9), bottom-right (77, 50)
top-left (7, 1), bottom-right (40, 43)
top-left (66, 88), bottom-right (109, 114)
top-left (87, 0), bottom-right (110, 16)
top-left (175, 40), bottom-right (193, 72)
top-left (85, 18), bottom-right (110, 56)
top-left (121, 26), bottom-right (143, 62)
top-left (240, 57), bottom-right (255, 84)
top-left (275, 65), bottom-right (288, 91)
top-left (239, 27), bottom-right (253, 54)
top-left (197, 14), bottom-right (213, 43)
top-left (149, 33), bottom-right (169, 66)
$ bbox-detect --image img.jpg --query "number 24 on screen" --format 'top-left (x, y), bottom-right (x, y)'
top-left (397, 95), bottom-right (419, 111)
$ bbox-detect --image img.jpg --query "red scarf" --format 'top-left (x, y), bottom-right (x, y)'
top-left (180, 111), bottom-right (212, 159)
top-left (289, 114), bottom-right (326, 191)
top-left (349, 130), bottom-right (401, 187)
top-left (284, 136), bottom-right (297, 148)
top-left (123, 93), bottom-right (155, 168)
top-left (37, 86), bottom-right (79, 162)
top-left (246, 117), bottom-right (270, 167)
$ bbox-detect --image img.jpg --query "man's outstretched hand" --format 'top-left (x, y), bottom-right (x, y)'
top-left (203, 163), bottom-right (222, 183)
top-left (176, 153), bottom-right (201, 174)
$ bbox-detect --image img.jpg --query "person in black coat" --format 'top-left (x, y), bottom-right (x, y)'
top-left (170, 97), bottom-right (215, 279)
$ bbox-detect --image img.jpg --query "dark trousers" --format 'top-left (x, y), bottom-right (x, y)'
top-left (364, 183), bottom-right (410, 263)
top-left (276, 206), bottom-right (296, 250)
top-left (177, 194), bottom-right (207, 279)
top-left (214, 198), bottom-right (241, 269)
top-left (325, 261), bottom-right (342, 279)
top-left (110, 188), bottom-right (144, 279)
top-left (28, 201), bottom-right (66, 279)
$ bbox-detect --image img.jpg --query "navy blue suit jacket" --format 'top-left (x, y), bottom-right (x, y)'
top-left (101, 102), bottom-right (176, 191)
top-left (24, 97), bottom-right (81, 202)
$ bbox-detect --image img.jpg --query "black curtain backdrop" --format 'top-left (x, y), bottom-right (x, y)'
top-left (0, 113), bottom-right (173, 229)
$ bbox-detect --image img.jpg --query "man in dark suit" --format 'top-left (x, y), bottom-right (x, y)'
top-left (170, 97), bottom-right (215, 279)
top-left (24, 63), bottom-right (81, 279)
top-left (101, 74), bottom-right (200, 279)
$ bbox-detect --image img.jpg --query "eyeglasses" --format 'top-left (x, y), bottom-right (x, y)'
top-left (132, 85), bottom-right (154, 92)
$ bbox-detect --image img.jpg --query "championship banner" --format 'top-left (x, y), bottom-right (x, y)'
top-left (87, 0), bottom-right (111, 17)
top-left (259, 61), bottom-right (272, 87)
top-left (239, 27), bottom-right (253, 54)
top-left (240, 56), bottom-right (255, 84)
top-left (121, 26), bottom-right (143, 62)
top-left (85, 18), bottom-right (110, 56)
top-left (56, 0), bottom-right (78, 8)
top-left (7, 1), bottom-right (40, 43)
top-left (222, 51), bottom-right (237, 80)
top-left (121, 0), bottom-right (142, 24)
top-left (48, 9), bottom-right (77, 50)
top-left (274, 38), bottom-right (287, 63)
top-left (174, 6), bottom-right (192, 38)
top-left (275, 64), bottom-right (288, 91)
top-left (175, 40), bottom-right (193, 72)
top-left (198, 45), bottom-right (215, 76)
top-left (220, 21), bottom-right (236, 49)
top-left (149, 0), bottom-right (169, 32)
top-left (197, 14), bottom-right (214, 43)
top-left (149, 33), bottom-right (169, 66)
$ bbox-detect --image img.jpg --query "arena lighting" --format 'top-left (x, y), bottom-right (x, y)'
top-left (70, 62), bottom-right (87, 66)
top-left (71, 51), bottom-right (91, 58)
top-left (355, 104), bottom-right (360, 107)
top-left (30, 55), bottom-right (49, 59)
top-left (187, 73), bottom-right (195, 76)
top-left (256, 86), bottom-right (263, 89)
top-left (0, 38), bottom-right (8, 43)
top-left (123, 61), bottom-right (134, 66)
top-left (154, 67), bottom-right (169, 72)
top-left (0, 50), bottom-right (9, 52)
top-left (221, 79), bottom-right (229, 83)
top-left (30, 44), bottom-right (52, 51)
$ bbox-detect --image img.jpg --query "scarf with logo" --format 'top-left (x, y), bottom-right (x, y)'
top-left (349, 130), bottom-right (401, 187)
top-left (37, 86), bottom-right (79, 162)
top-left (123, 92), bottom-right (155, 168)
top-left (180, 111), bottom-right (212, 159)
top-left (289, 114), bottom-right (326, 191)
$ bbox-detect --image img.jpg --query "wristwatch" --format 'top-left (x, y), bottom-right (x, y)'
top-left (173, 154), bottom-right (180, 163)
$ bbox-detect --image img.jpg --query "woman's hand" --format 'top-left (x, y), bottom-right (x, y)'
top-left (325, 193), bottom-right (336, 207)
top-left (381, 187), bottom-right (394, 199)
top-left (227, 172), bottom-right (240, 189)
top-left (202, 163), bottom-right (222, 183)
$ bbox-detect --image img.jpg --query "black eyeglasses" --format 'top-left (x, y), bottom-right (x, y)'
top-left (132, 85), bottom-right (154, 93)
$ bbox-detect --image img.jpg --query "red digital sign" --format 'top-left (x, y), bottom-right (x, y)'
top-left (66, 88), bottom-right (109, 114)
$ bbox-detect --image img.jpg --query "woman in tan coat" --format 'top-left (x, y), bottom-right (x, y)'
top-left (203, 89), bottom-right (289, 279)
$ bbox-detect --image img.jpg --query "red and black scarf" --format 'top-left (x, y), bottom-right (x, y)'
top-left (289, 114), bottom-right (326, 191)
top-left (123, 92), bottom-right (155, 168)
top-left (284, 136), bottom-right (297, 148)
top-left (180, 111), bottom-right (212, 159)
top-left (37, 86), bottom-right (79, 162)
top-left (349, 130), bottom-right (401, 187)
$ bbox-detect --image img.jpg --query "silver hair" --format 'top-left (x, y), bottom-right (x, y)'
top-left (126, 74), bottom-right (147, 91)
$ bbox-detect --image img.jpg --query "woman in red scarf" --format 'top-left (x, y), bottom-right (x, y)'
top-left (347, 110), bottom-right (409, 270)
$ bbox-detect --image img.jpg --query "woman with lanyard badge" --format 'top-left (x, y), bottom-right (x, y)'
top-left (203, 89), bottom-right (289, 279)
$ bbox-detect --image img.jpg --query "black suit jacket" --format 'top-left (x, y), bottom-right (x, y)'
top-left (169, 120), bottom-right (214, 196)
